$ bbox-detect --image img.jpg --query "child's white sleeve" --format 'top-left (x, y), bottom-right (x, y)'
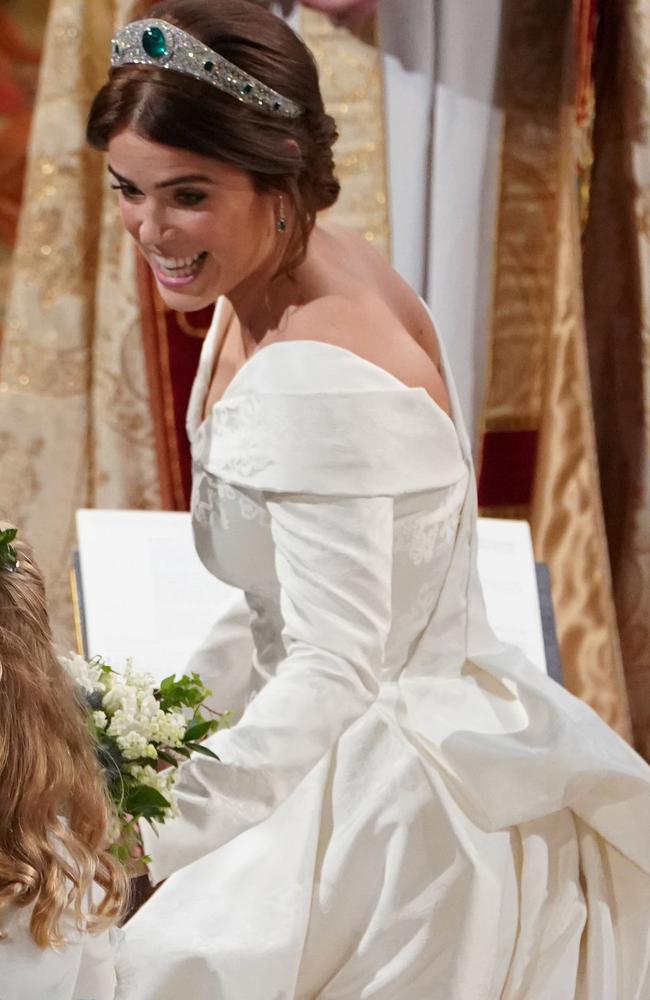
top-left (72, 925), bottom-right (123, 1000)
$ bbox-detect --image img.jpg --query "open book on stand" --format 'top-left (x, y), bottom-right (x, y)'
top-left (72, 509), bottom-right (562, 685)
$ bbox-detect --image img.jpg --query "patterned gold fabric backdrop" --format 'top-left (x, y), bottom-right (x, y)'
top-left (479, 0), bottom-right (631, 738)
top-left (0, 0), bottom-right (48, 325)
top-left (299, 9), bottom-right (389, 256)
top-left (582, 0), bottom-right (650, 757)
top-left (0, 0), bottom-right (160, 648)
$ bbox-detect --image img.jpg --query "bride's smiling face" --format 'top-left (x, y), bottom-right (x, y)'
top-left (107, 129), bottom-right (279, 311)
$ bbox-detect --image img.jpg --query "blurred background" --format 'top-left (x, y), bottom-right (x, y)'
top-left (1, 0), bottom-right (648, 757)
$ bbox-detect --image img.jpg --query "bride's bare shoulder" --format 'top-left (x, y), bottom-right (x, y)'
top-left (280, 293), bottom-right (451, 414)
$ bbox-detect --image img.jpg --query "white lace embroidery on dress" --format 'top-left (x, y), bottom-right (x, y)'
top-left (236, 491), bottom-right (270, 526)
top-left (390, 539), bottom-right (457, 644)
top-left (211, 396), bottom-right (275, 481)
top-left (394, 512), bottom-right (451, 565)
top-left (191, 463), bottom-right (223, 529)
top-left (192, 466), bottom-right (270, 532)
top-left (393, 481), bottom-right (465, 564)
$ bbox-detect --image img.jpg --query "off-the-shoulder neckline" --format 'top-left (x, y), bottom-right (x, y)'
top-left (190, 297), bottom-right (460, 441)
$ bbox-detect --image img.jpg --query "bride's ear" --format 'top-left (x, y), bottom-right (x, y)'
top-left (284, 138), bottom-right (301, 159)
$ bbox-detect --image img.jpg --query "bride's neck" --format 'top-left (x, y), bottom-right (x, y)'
top-left (227, 227), bottom-right (320, 346)
top-left (230, 276), bottom-right (300, 351)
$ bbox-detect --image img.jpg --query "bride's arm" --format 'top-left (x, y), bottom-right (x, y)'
top-left (141, 491), bottom-right (393, 884)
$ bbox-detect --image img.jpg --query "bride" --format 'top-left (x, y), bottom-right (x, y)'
top-left (87, 1), bottom-right (650, 996)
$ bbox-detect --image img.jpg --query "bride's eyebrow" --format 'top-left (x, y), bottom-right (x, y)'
top-left (107, 166), bottom-right (216, 188)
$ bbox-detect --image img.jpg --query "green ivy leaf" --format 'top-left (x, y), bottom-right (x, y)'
top-left (183, 718), bottom-right (217, 742)
top-left (156, 672), bottom-right (214, 712)
top-left (123, 784), bottom-right (171, 819)
top-left (215, 710), bottom-right (233, 731)
top-left (185, 742), bottom-right (220, 760)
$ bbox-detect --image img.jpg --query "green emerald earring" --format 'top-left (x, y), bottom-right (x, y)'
top-left (276, 195), bottom-right (286, 234)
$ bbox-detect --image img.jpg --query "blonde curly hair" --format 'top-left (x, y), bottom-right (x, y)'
top-left (0, 523), bottom-right (128, 948)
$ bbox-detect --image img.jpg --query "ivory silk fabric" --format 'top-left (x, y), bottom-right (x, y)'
top-left (125, 300), bottom-right (650, 1000)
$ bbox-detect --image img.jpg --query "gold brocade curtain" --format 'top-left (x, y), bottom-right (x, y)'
top-left (299, 9), bottom-right (390, 257)
top-left (0, 0), bottom-right (160, 647)
top-left (480, 0), bottom-right (632, 737)
top-left (0, 0), bottom-right (48, 325)
top-left (0, 2), bottom-right (389, 647)
top-left (582, 0), bottom-right (650, 757)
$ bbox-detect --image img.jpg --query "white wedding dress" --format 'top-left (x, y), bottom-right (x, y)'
top-left (125, 298), bottom-right (650, 999)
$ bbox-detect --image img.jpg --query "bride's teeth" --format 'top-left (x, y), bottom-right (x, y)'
top-left (151, 251), bottom-right (206, 278)
top-left (155, 252), bottom-right (203, 269)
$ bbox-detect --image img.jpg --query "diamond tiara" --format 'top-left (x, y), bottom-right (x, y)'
top-left (111, 19), bottom-right (303, 119)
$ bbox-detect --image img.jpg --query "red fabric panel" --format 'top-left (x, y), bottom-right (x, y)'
top-left (478, 429), bottom-right (539, 508)
top-left (163, 307), bottom-right (212, 509)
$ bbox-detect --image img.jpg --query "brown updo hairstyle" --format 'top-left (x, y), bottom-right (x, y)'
top-left (86, 0), bottom-right (340, 276)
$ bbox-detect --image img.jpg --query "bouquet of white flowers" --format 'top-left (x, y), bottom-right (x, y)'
top-left (60, 653), bottom-right (230, 866)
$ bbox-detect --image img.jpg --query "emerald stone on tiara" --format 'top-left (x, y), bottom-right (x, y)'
top-left (142, 26), bottom-right (167, 59)
top-left (110, 18), bottom-right (303, 120)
